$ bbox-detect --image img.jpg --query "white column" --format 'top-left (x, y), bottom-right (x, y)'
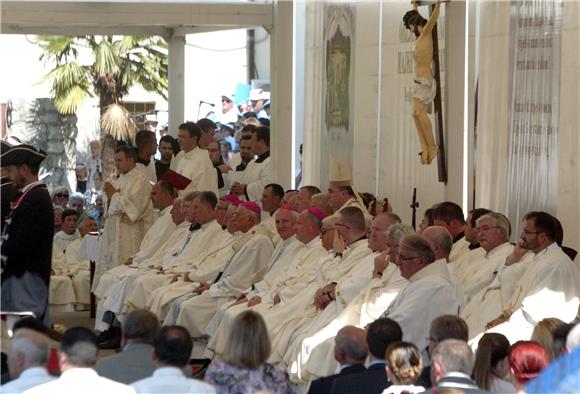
top-left (269, 0), bottom-right (294, 189)
top-left (444, 1), bottom-right (468, 211)
top-left (168, 33), bottom-right (185, 136)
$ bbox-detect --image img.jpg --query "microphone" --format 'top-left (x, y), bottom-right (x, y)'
top-left (199, 100), bottom-right (215, 107)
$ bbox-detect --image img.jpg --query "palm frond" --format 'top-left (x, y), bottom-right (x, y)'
top-left (53, 85), bottom-right (90, 115)
top-left (101, 103), bottom-right (136, 141)
top-left (94, 37), bottom-right (120, 75)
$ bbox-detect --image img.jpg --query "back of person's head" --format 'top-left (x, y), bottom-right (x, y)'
top-left (509, 341), bottom-right (548, 385)
top-left (9, 328), bottom-right (51, 377)
top-left (366, 318), bottom-right (402, 360)
top-left (386, 341), bottom-right (423, 385)
top-left (553, 323), bottom-right (575, 358)
top-left (253, 126), bottom-right (270, 147)
top-left (432, 201), bottom-right (466, 225)
top-left (431, 339), bottom-right (474, 376)
top-left (123, 310), bottom-right (160, 344)
top-left (60, 327), bottom-right (98, 368)
top-left (566, 323), bottom-right (580, 351)
top-left (339, 206), bottom-right (367, 234)
top-left (473, 333), bottom-right (511, 391)
top-left (224, 311), bottom-right (270, 369)
top-left (153, 325), bottom-right (193, 368)
top-left (334, 326), bottom-right (368, 364)
top-left (135, 129), bottom-right (156, 149)
top-left (430, 315), bottom-right (469, 343)
top-left (531, 317), bottom-right (565, 361)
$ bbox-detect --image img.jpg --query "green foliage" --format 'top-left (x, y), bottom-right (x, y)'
top-left (35, 35), bottom-right (168, 115)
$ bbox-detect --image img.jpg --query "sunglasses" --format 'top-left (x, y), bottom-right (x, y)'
top-left (55, 193), bottom-right (69, 198)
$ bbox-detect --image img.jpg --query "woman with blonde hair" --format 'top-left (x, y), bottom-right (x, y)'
top-left (473, 333), bottom-right (516, 393)
top-left (383, 341), bottom-right (424, 394)
top-left (204, 311), bottom-right (293, 394)
top-left (531, 317), bottom-right (565, 361)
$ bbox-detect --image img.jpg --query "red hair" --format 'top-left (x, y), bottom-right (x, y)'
top-left (509, 341), bottom-right (548, 384)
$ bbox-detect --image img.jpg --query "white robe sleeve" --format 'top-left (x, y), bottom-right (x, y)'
top-left (245, 158), bottom-right (272, 201)
top-left (109, 173), bottom-right (153, 222)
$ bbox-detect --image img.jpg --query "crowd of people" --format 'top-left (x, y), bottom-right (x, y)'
top-left (1, 114), bottom-right (579, 394)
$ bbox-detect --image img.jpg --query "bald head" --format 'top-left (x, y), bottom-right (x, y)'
top-left (422, 226), bottom-right (453, 260)
top-left (334, 326), bottom-right (368, 366)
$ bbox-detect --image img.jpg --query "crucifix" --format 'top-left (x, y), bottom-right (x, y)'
top-left (403, 0), bottom-right (448, 183)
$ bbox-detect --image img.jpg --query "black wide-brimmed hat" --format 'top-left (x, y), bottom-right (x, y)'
top-left (1, 144), bottom-right (47, 166)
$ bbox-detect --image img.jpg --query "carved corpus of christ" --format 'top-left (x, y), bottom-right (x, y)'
top-left (403, 0), bottom-right (441, 165)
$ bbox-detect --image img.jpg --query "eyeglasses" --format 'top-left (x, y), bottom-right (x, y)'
top-left (398, 255), bottom-right (421, 262)
top-left (522, 229), bottom-right (541, 235)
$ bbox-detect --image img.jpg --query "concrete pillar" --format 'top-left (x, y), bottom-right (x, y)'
top-left (168, 33), bottom-right (185, 136)
top-left (270, 0), bottom-right (293, 189)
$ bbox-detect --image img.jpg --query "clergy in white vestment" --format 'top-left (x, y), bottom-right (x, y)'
top-left (205, 208), bottom-right (331, 358)
top-left (326, 159), bottom-right (371, 222)
top-left (205, 206), bottom-right (314, 354)
top-left (470, 211), bottom-right (580, 346)
top-left (282, 215), bottom-right (408, 383)
top-left (135, 130), bottom-right (158, 183)
top-left (96, 146), bottom-right (155, 283)
top-left (145, 205), bottom-right (242, 321)
top-left (49, 209), bottom-right (82, 307)
top-left (256, 184), bottom-right (283, 243)
top-left (93, 195), bottom-right (181, 302)
top-left (423, 226), bottom-right (466, 310)
top-left (258, 207), bottom-right (372, 364)
top-left (229, 126), bottom-right (272, 201)
top-left (223, 134), bottom-right (254, 192)
top-left (24, 327), bottom-right (135, 394)
top-left (432, 201), bottom-right (470, 262)
top-left (459, 213), bottom-right (514, 303)
top-left (103, 192), bottom-right (228, 317)
top-left (170, 202), bottom-right (274, 346)
top-left (452, 208), bottom-right (491, 273)
top-left (170, 122), bottom-right (218, 196)
top-left (1, 329), bottom-right (56, 394)
top-left (379, 233), bottom-right (460, 360)
top-left (94, 200), bottom-right (191, 332)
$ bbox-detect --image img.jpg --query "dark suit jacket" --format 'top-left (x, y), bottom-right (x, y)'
top-left (425, 373), bottom-right (488, 394)
top-left (96, 342), bottom-right (156, 384)
top-left (330, 362), bottom-right (390, 394)
top-left (308, 364), bottom-right (367, 394)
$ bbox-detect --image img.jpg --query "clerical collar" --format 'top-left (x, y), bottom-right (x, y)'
top-left (468, 242), bottom-right (480, 250)
top-left (188, 223), bottom-right (201, 232)
top-left (255, 150), bottom-right (270, 163)
top-left (235, 162), bottom-right (248, 172)
top-left (137, 157), bottom-right (151, 167)
top-left (453, 232), bottom-right (465, 244)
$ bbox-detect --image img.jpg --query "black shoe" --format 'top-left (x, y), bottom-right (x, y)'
top-left (98, 335), bottom-right (121, 350)
top-left (97, 326), bottom-right (121, 344)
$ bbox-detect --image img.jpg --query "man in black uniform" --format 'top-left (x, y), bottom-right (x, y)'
top-left (1, 144), bottom-right (54, 326)
top-left (1, 142), bottom-right (19, 228)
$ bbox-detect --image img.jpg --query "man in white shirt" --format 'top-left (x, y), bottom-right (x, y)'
top-left (380, 233), bottom-right (460, 356)
top-left (170, 122), bottom-right (217, 196)
top-left (230, 126), bottom-right (272, 201)
top-left (432, 201), bottom-right (470, 262)
top-left (135, 130), bottom-right (158, 183)
top-left (97, 146), bottom-right (155, 281)
top-left (1, 329), bottom-right (55, 394)
top-left (131, 326), bottom-right (215, 393)
top-left (24, 327), bottom-right (134, 394)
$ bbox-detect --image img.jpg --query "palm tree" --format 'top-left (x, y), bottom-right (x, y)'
top-left (35, 35), bottom-right (168, 179)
